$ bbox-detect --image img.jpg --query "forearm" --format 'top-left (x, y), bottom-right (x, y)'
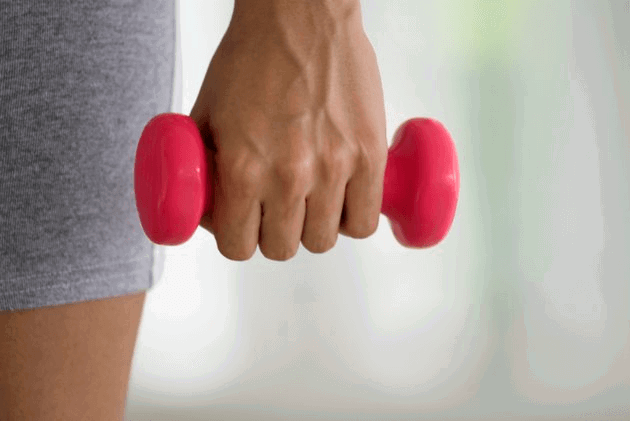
top-left (231, 0), bottom-right (363, 37)
top-left (234, 0), bottom-right (361, 15)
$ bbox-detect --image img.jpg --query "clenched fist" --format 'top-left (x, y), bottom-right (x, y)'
top-left (189, 1), bottom-right (388, 261)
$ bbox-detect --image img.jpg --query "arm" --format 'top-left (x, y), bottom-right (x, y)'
top-left (0, 292), bottom-right (145, 420)
top-left (229, 0), bottom-right (364, 46)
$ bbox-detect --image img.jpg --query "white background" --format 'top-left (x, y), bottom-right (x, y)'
top-left (125, 1), bottom-right (630, 420)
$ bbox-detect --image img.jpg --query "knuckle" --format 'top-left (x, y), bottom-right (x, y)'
top-left (218, 244), bottom-right (255, 261)
top-left (355, 139), bottom-right (386, 175)
top-left (320, 147), bottom-right (351, 183)
top-left (238, 174), bottom-right (260, 197)
top-left (303, 235), bottom-right (336, 254)
top-left (260, 243), bottom-right (297, 261)
top-left (343, 217), bottom-right (379, 239)
top-left (215, 229), bottom-right (257, 262)
top-left (221, 154), bottom-right (265, 196)
top-left (355, 144), bottom-right (375, 173)
top-left (273, 157), bottom-right (313, 192)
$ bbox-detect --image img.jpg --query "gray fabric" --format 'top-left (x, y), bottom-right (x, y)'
top-left (0, 0), bottom-right (177, 311)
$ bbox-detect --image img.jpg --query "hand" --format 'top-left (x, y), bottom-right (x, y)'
top-left (189, 2), bottom-right (388, 261)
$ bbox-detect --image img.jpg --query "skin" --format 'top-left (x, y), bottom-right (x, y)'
top-left (0, 292), bottom-right (145, 420)
top-left (0, 0), bottom-right (387, 418)
top-left (191, 0), bottom-right (388, 261)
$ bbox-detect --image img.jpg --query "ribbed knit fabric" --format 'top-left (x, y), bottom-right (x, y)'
top-left (0, 0), bottom-right (177, 311)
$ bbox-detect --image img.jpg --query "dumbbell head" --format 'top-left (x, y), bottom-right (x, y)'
top-left (134, 113), bottom-right (460, 248)
top-left (134, 113), bottom-right (209, 245)
top-left (382, 118), bottom-right (459, 248)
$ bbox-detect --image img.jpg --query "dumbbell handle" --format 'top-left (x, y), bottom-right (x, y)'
top-left (134, 113), bottom-right (459, 248)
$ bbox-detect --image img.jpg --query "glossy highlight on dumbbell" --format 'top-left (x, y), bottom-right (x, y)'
top-left (134, 113), bottom-right (460, 248)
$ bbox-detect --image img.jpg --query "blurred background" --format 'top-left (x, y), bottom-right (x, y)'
top-left (125, 0), bottom-right (630, 419)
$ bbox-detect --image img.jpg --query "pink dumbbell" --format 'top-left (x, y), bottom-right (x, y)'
top-left (134, 113), bottom-right (460, 248)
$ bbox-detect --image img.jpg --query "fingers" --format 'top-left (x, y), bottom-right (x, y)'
top-left (301, 151), bottom-right (349, 254)
top-left (339, 141), bottom-right (387, 239)
top-left (301, 182), bottom-right (345, 254)
top-left (259, 195), bottom-right (307, 261)
top-left (259, 162), bottom-right (310, 261)
top-left (209, 151), bottom-right (263, 261)
top-left (200, 131), bottom-right (386, 261)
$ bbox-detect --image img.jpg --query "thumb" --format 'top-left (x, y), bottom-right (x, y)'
top-left (189, 106), bottom-right (217, 236)
top-left (189, 102), bottom-right (217, 153)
